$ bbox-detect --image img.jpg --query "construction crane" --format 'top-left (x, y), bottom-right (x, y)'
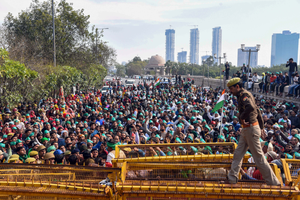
top-left (189, 25), bottom-right (198, 28)
top-left (200, 51), bottom-right (211, 55)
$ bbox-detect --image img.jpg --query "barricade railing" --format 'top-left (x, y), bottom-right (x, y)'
top-left (0, 163), bottom-right (120, 182)
top-left (116, 181), bottom-right (297, 200)
top-left (0, 163), bottom-right (119, 200)
top-left (116, 161), bottom-right (299, 200)
top-left (281, 159), bottom-right (300, 186)
top-left (114, 142), bottom-right (238, 162)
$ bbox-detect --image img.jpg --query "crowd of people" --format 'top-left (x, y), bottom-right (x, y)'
top-left (229, 58), bottom-right (299, 98)
top-left (0, 77), bottom-right (299, 182)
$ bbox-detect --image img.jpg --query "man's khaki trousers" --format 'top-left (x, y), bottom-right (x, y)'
top-left (228, 124), bottom-right (280, 185)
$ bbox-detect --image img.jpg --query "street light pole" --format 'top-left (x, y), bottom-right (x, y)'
top-left (214, 53), bottom-right (226, 89)
top-left (241, 44), bottom-right (260, 90)
top-left (202, 59), bottom-right (205, 79)
top-left (52, 0), bottom-right (56, 68)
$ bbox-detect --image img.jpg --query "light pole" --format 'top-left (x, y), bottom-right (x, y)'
top-left (52, 0), bottom-right (56, 68)
top-left (214, 53), bottom-right (226, 89)
top-left (202, 59), bottom-right (205, 78)
top-left (241, 44), bottom-right (260, 89)
top-left (95, 28), bottom-right (109, 64)
top-left (202, 57), bottom-right (213, 87)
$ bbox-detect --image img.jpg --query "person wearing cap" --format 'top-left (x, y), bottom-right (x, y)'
top-left (44, 152), bottom-right (55, 164)
top-left (25, 157), bottom-right (36, 164)
top-left (29, 150), bottom-right (40, 163)
top-left (37, 145), bottom-right (46, 160)
top-left (226, 77), bottom-right (280, 186)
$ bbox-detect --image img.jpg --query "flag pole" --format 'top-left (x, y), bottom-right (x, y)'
top-left (220, 104), bottom-right (223, 137)
top-left (220, 91), bottom-right (226, 137)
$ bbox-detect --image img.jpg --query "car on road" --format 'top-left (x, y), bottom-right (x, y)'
top-left (133, 75), bottom-right (141, 79)
top-left (161, 78), bottom-right (170, 84)
top-left (143, 75), bottom-right (154, 80)
top-left (171, 78), bottom-right (176, 84)
top-left (101, 86), bottom-right (111, 94)
top-left (125, 79), bottom-right (135, 87)
top-left (202, 87), bottom-right (210, 91)
top-left (104, 77), bottom-right (112, 82)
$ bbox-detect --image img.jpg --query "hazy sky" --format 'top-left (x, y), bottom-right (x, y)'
top-left (1, 0), bottom-right (300, 66)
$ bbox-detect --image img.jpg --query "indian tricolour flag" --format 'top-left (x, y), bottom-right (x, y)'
top-left (154, 78), bottom-right (160, 87)
top-left (211, 89), bottom-right (226, 113)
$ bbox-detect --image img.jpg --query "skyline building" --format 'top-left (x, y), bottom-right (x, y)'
top-left (237, 47), bottom-right (258, 68)
top-left (189, 28), bottom-right (199, 64)
top-left (212, 27), bottom-right (222, 64)
top-left (271, 30), bottom-right (299, 67)
top-left (165, 29), bottom-right (175, 62)
top-left (177, 51), bottom-right (187, 63)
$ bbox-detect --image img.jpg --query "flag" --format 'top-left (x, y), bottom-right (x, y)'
top-left (211, 90), bottom-right (225, 113)
top-left (122, 89), bottom-right (126, 97)
top-left (154, 78), bottom-right (160, 87)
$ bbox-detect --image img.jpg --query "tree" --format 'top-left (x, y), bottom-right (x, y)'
top-left (203, 56), bottom-right (214, 67)
top-left (42, 65), bottom-right (84, 98)
top-left (170, 63), bottom-right (179, 75)
top-left (0, 49), bottom-right (38, 107)
top-left (115, 63), bottom-right (126, 77)
top-left (125, 57), bottom-right (147, 76)
top-left (83, 64), bottom-right (107, 90)
top-left (164, 60), bottom-right (172, 75)
top-left (3, 0), bottom-right (116, 70)
top-left (132, 56), bottom-right (142, 62)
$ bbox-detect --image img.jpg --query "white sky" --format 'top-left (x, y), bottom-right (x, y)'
top-left (1, 0), bottom-right (300, 66)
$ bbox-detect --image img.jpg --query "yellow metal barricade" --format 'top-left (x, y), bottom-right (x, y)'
top-left (0, 163), bottom-right (121, 200)
top-left (115, 142), bottom-right (238, 159)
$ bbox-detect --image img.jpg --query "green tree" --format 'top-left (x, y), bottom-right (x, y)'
top-left (83, 64), bottom-right (107, 89)
top-left (164, 60), bottom-right (172, 75)
top-left (125, 57), bottom-right (147, 76)
top-left (42, 65), bottom-right (84, 98)
top-left (115, 63), bottom-right (126, 77)
top-left (170, 63), bottom-right (179, 75)
top-left (0, 49), bottom-right (38, 107)
top-left (3, 0), bottom-right (115, 70)
top-left (132, 56), bottom-right (142, 62)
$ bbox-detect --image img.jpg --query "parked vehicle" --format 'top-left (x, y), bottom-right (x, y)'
top-left (125, 79), bottom-right (135, 87)
top-left (101, 86), bottom-right (111, 94)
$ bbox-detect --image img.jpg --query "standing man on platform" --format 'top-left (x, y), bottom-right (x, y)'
top-left (226, 78), bottom-right (280, 186)
top-left (225, 62), bottom-right (230, 80)
top-left (286, 58), bottom-right (298, 84)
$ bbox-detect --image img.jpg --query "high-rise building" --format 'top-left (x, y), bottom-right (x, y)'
top-left (237, 47), bottom-right (258, 68)
top-left (271, 30), bottom-right (299, 67)
top-left (165, 29), bottom-right (175, 62)
top-left (177, 51), bottom-right (187, 63)
top-left (212, 27), bottom-right (222, 64)
top-left (190, 28), bottom-right (199, 64)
